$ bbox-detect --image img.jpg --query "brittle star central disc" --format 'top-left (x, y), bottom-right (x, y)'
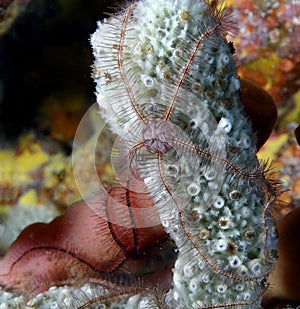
top-left (143, 119), bottom-right (176, 154)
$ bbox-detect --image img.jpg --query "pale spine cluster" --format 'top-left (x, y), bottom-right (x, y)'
top-left (90, 0), bottom-right (278, 308)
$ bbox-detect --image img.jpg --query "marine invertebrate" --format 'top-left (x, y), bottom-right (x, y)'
top-left (231, 0), bottom-right (300, 107)
top-left (88, 0), bottom-right (280, 307)
top-left (0, 0), bottom-right (281, 308)
top-left (240, 79), bottom-right (277, 150)
top-left (0, 87), bottom-right (277, 309)
top-left (0, 179), bottom-right (171, 296)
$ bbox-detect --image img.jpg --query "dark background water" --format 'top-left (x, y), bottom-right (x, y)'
top-left (0, 0), bottom-right (122, 143)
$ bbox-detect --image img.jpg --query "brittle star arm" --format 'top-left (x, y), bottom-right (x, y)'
top-left (173, 138), bottom-right (266, 182)
top-left (157, 142), bottom-right (273, 282)
top-left (77, 286), bottom-right (144, 309)
top-left (129, 141), bottom-right (146, 176)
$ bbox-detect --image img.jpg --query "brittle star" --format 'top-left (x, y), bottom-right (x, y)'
top-left (89, 1), bottom-right (280, 307)
top-left (103, 2), bottom-right (278, 288)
